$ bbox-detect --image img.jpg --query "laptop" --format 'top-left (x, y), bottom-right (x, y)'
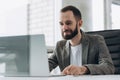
top-left (0, 34), bottom-right (62, 77)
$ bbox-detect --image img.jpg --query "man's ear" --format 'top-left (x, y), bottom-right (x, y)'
top-left (79, 19), bottom-right (83, 27)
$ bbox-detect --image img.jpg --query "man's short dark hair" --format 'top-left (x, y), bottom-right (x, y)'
top-left (61, 5), bottom-right (82, 20)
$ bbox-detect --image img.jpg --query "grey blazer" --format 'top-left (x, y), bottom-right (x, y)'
top-left (49, 32), bottom-right (115, 75)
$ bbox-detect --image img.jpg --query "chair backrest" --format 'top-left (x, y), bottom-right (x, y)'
top-left (86, 30), bottom-right (120, 74)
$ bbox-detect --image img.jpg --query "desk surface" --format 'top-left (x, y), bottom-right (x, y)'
top-left (0, 75), bottom-right (120, 80)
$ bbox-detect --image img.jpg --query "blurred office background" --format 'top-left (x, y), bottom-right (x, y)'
top-left (0, 0), bottom-right (120, 46)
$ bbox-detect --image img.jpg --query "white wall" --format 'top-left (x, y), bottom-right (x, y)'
top-left (0, 0), bottom-right (28, 36)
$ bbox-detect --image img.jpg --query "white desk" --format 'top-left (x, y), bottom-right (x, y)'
top-left (0, 75), bottom-right (120, 80)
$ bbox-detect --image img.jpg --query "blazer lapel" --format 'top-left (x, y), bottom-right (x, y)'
top-left (81, 34), bottom-right (89, 65)
top-left (63, 41), bottom-right (70, 68)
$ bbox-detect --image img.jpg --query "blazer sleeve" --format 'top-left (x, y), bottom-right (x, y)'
top-left (84, 35), bottom-right (115, 74)
top-left (48, 51), bottom-right (58, 71)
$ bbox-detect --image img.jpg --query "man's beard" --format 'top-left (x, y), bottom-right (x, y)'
top-left (62, 25), bottom-right (78, 40)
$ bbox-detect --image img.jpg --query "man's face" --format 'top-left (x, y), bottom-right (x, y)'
top-left (59, 11), bottom-right (78, 40)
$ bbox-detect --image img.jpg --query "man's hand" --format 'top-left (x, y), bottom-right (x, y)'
top-left (61, 65), bottom-right (88, 75)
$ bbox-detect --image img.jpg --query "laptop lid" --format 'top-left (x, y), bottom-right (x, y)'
top-left (30, 34), bottom-right (50, 76)
top-left (0, 34), bottom-right (50, 77)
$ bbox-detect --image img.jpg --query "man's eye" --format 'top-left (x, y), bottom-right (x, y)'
top-left (66, 22), bottom-right (72, 25)
top-left (59, 22), bottom-right (63, 26)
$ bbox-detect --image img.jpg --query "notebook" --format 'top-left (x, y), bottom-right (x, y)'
top-left (0, 34), bottom-right (62, 77)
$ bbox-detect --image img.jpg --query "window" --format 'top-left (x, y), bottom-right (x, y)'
top-left (29, 0), bottom-right (55, 46)
top-left (112, 4), bottom-right (120, 29)
top-left (29, 0), bottom-right (62, 46)
top-left (92, 0), bottom-right (104, 31)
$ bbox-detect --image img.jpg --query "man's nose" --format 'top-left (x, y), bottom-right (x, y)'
top-left (62, 24), bottom-right (69, 30)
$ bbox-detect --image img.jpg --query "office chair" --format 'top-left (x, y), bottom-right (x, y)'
top-left (86, 29), bottom-right (120, 74)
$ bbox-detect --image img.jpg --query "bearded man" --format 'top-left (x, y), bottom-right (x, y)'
top-left (48, 5), bottom-right (115, 75)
